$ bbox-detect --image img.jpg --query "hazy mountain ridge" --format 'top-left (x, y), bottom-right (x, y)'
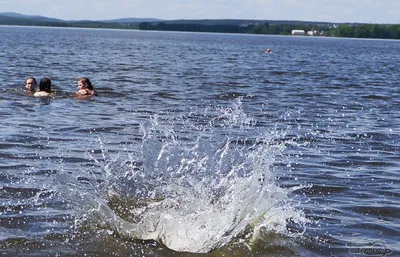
top-left (0, 12), bottom-right (338, 27)
top-left (0, 12), bottom-right (64, 22)
top-left (0, 12), bottom-right (162, 24)
top-left (2, 12), bottom-right (398, 40)
top-left (101, 18), bottom-right (163, 23)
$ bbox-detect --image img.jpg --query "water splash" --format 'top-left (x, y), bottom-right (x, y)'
top-left (59, 98), bottom-right (307, 253)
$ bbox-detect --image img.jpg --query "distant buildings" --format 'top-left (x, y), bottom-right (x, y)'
top-left (291, 30), bottom-right (305, 35)
top-left (307, 29), bottom-right (323, 36)
top-left (292, 29), bottom-right (324, 36)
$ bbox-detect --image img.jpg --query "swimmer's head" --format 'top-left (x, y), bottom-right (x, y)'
top-left (25, 77), bottom-right (37, 91)
top-left (78, 77), bottom-right (93, 91)
top-left (39, 77), bottom-right (52, 92)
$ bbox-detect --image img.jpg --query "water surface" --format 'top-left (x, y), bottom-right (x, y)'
top-left (0, 26), bottom-right (399, 256)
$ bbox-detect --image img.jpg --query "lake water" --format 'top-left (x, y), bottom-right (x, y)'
top-left (0, 25), bottom-right (399, 257)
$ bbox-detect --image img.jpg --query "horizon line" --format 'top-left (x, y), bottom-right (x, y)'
top-left (1, 12), bottom-right (398, 25)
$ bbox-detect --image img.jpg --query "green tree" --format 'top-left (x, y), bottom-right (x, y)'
top-left (354, 25), bottom-right (369, 38)
top-left (336, 24), bottom-right (354, 37)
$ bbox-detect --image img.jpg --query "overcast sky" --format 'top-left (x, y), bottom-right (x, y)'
top-left (1, 0), bottom-right (399, 24)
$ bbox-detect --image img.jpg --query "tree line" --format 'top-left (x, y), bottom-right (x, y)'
top-left (0, 16), bottom-right (139, 29)
top-left (333, 24), bottom-right (400, 39)
top-left (138, 22), bottom-right (250, 33)
top-left (1, 15), bottom-right (399, 40)
top-left (138, 22), bottom-right (400, 40)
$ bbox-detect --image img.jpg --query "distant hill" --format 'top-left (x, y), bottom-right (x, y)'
top-left (101, 18), bottom-right (163, 23)
top-left (0, 12), bottom-right (162, 24)
top-left (0, 12), bottom-right (394, 28)
top-left (1, 12), bottom-right (398, 40)
top-left (0, 12), bottom-right (64, 22)
top-left (0, 12), bottom-right (333, 27)
top-left (0, 12), bottom-right (159, 29)
top-left (161, 19), bottom-right (335, 27)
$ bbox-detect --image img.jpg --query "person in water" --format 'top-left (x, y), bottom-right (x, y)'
top-left (76, 77), bottom-right (96, 98)
top-left (25, 77), bottom-right (37, 95)
top-left (34, 77), bottom-right (52, 97)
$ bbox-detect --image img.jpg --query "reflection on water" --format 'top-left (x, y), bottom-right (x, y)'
top-left (0, 26), bottom-right (399, 256)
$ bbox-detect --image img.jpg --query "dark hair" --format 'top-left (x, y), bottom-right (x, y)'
top-left (39, 77), bottom-right (52, 92)
top-left (25, 77), bottom-right (37, 85)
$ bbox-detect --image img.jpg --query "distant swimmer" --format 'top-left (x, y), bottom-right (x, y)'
top-left (25, 77), bottom-right (37, 95)
top-left (34, 77), bottom-right (53, 97)
top-left (265, 48), bottom-right (272, 53)
top-left (76, 77), bottom-right (96, 98)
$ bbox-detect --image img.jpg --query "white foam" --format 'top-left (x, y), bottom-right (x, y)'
top-left (59, 98), bottom-right (307, 253)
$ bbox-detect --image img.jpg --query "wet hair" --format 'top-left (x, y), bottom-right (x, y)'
top-left (39, 77), bottom-right (52, 92)
top-left (25, 77), bottom-right (37, 85)
top-left (79, 77), bottom-right (93, 90)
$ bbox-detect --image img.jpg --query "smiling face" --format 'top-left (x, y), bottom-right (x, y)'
top-left (25, 78), bottom-right (37, 91)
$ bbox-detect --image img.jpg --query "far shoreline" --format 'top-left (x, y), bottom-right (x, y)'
top-left (1, 22), bottom-right (399, 41)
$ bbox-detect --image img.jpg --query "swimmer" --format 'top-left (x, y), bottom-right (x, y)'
top-left (25, 77), bottom-right (37, 95)
top-left (265, 48), bottom-right (272, 53)
top-left (34, 77), bottom-right (52, 97)
top-left (76, 77), bottom-right (96, 98)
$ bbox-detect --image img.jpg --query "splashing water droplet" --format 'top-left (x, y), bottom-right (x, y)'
top-left (56, 99), bottom-right (307, 253)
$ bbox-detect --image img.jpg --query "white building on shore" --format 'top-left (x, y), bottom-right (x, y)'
top-left (291, 30), bottom-right (305, 35)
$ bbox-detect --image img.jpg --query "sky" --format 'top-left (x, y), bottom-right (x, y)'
top-left (1, 0), bottom-right (399, 24)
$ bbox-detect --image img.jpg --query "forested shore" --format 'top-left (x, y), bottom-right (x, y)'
top-left (1, 14), bottom-right (399, 40)
top-left (139, 22), bottom-right (400, 39)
